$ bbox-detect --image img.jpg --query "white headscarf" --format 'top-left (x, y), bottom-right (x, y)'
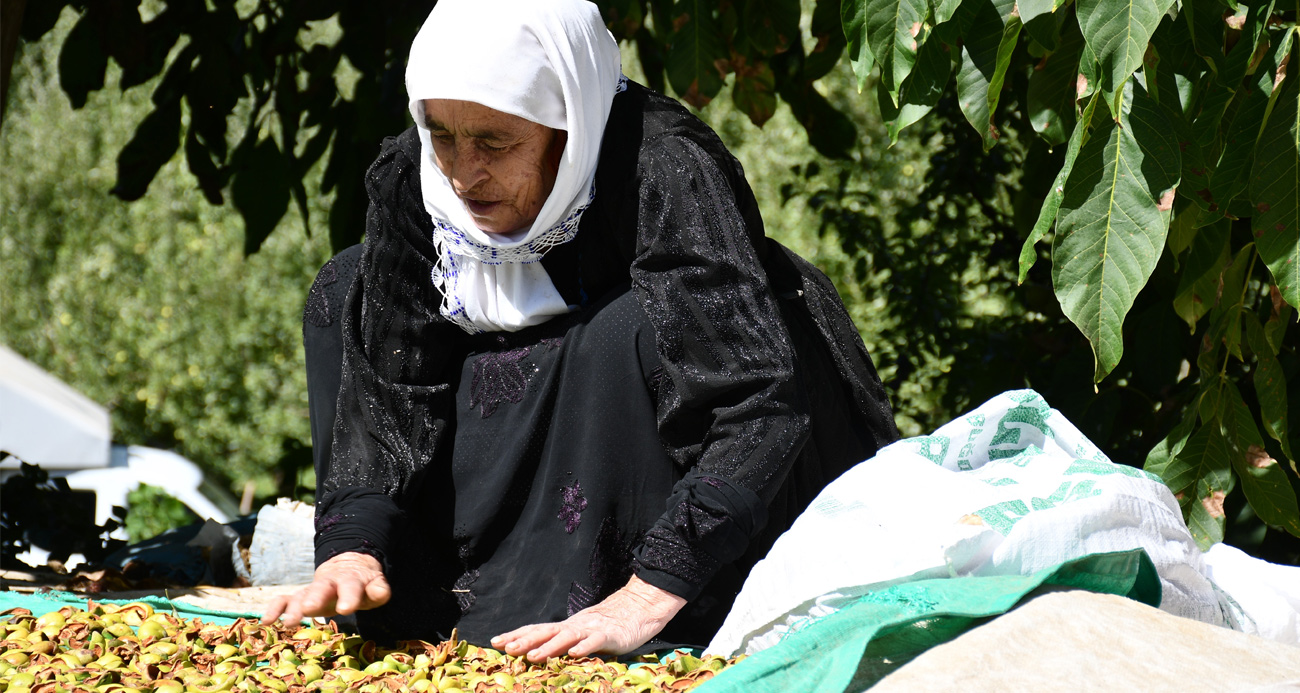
top-left (405, 0), bottom-right (624, 334)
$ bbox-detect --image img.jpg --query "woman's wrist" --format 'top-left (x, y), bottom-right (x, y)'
top-left (621, 574), bottom-right (688, 624)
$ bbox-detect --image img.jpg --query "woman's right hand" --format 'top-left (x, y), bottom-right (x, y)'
top-left (261, 552), bottom-right (391, 626)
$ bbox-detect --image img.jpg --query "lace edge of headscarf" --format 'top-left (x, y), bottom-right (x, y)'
top-left (430, 74), bottom-right (628, 334)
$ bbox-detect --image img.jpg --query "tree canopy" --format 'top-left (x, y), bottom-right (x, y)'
top-left (3, 0), bottom-right (1298, 554)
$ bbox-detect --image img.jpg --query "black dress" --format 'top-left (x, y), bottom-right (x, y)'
top-left (303, 81), bottom-right (899, 648)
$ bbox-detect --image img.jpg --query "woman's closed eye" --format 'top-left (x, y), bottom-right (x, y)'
top-left (431, 133), bottom-right (508, 154)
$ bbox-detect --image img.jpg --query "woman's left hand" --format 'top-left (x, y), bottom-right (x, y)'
top-left (490, 574), bottom-right (686, 662)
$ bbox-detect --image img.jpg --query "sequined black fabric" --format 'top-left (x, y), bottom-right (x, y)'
top-left (304, 260), bottom-right (338, 328)
top-left (308, 80), bottom-right (899, 647)
top-left (453, 569), bottom-right (479, 613)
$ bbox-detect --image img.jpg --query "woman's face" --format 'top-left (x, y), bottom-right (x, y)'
top-left (420, 99), bottom-right (567, 234)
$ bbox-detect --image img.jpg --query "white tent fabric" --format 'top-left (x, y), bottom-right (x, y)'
top-left (0, 344), bottom-right (111, 469)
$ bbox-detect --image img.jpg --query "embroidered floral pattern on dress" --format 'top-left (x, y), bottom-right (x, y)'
top-left (558, 481), bottom-right (587, 534)
top-left (315, 512), bottom-right (345, 534)
top-left (567, 518), bottom-right (637, 616)
top-left (468, 336), bottom-right (531, 417)
top-left (467, 337), bottom-right (564, 417)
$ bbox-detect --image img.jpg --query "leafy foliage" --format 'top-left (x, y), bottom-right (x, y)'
top-left (125, 484), bottom-right (199, 543)
top-left (1, 18), bottom-right (331, 499)
top-left (837, 0), bottom-right (1300, 547)
top-left (17, 0), bottom-right (427, 252)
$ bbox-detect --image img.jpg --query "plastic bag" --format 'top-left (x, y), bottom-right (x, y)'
top-left (1202, 542), bottom-right (1300, 644)
top-left (247, 498), bottom-right (315, 586)
top-left (707, 390), bottom-right (1226, 656)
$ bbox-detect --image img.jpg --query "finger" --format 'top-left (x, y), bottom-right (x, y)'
top-left (566, 632), bottom-right (608, 658)
top-left (299, 579), bottom-right (341, 617)
top-left (526, 628), bottom-right (584, 663)
top-left (362, 574), bottom-right (392, 609)
top-left (492, 623), bottom-right (562, 655)
top-left (260, 595), bottom-right (290, 625)
top-left (281, 595), bottom-right (307, 627)
top-left (333, 575), bottom-right (366, 615)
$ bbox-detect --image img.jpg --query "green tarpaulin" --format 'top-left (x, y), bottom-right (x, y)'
top-left (697, 549), bottom-right (1160, 693)
top-left (0, 590), bottom-right (256, 626)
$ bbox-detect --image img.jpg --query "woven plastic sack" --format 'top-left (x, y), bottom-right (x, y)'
top-left (707, 390), bottom-right (1226, 657)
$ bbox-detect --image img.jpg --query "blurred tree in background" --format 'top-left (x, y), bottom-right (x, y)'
top-left (1, 13), bottom-right (330, 502)
top-left (1, 0), bottom-right (1296, 562)
top-left (125, 483), bottom-right (198, 543)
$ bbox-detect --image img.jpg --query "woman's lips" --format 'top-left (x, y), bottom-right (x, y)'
top-left (464, 198), bottom-right (501, 217)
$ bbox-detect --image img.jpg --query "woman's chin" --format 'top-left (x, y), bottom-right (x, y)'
top-left (469, 211), bottom-right (535, 236)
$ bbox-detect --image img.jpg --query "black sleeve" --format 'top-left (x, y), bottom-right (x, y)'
top-left (628, 133), bottom-right (812, 600)
top-left (313, 132), bottom-right (463, 571)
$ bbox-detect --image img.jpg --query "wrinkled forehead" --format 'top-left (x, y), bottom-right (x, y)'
top-left (418, 99), bottom-right (555, 139)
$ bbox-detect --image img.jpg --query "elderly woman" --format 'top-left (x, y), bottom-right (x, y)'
top-left (265, 0), bottom-right (898, 659)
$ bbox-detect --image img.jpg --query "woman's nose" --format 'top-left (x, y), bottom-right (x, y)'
top-left (449, 144), bottom-right (490, 193)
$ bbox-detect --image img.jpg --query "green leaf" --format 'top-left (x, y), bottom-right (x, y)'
top-left (1161, 101), bottom-right (1213, 213)
top-left (1020, 91), bottom-right (1104, 283)
top-left (1079, 42), bottom-right (1102, 100)
top-left (1144, 403), bottom-right (1197, 478)
top-left (1209, 31), bottom-right (1296, 220)
top-left (805, 0), bottom-right (849, 81)
top-left (666, 1), bottom-right (729, 107)
top-left (1166, 423), bottom-right (1236, 550)
top-left (232, 138), bottom-right (291, 256)
top-left (733, 62), bottom-right (778, 127)
top-left (1249, 57), bottom-right (1300, 309)
top-left (1206, 242), bottom-right (1253, 362)
top-left (1053, 82), bottom-right (1181, 380)
top-left (778, 79), bottom-right (859, 158)
top-left (954, 0), bottom-right (1022, 150)
top-left (1020, 0), bottom-right (1064, 51)
top-left (1166, 199), bottom-right (1202, 256)
top-left (1149, 12), bottom-right (1199, 110)
top-left (57, 13), bottom-right (107, 110)
top-left (20, 0), bottom-right (70, 42)
top-left (738, 0), bottom-right (802, 55)
top-left (862, 0), bottom-right (931, 103)
top-left (1076, 0), bottom-right (1176, 93)
top-left (110, 101), bottom-right (183, 202)
top-left (1245, 312), bottom-right (1294, 462)
top-left (1221, 380), bottom-right (1300, 536)
top-left (1265, 284), bottom-right (1294, 352)
top-left (1028, 17), bottom-right (1086, 146)
top-left (184, 129), bottom-right (224, 206)
top-left (1219, 379), bottom-right (1263, 447)
top-left (931, 0), bottom-right (963, 27)
top-left (879, 32), bottom-right (952, 143)
top-left (1193, 78), bottom-right (1237, 149)
top-left (1217, 0), bottom-right (1274, 90)
top-left (603, 0), bottom-right (646, 41)
top-left (1172, 218), bottom-right (1231, 329)
top-left (842, 0), bottom-right (879, 92)
top-left (1183, 0), bottom-right (1225, 78)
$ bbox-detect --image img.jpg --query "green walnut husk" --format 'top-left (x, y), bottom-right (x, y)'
top-left (0, 603), bottom-right (742, 692)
